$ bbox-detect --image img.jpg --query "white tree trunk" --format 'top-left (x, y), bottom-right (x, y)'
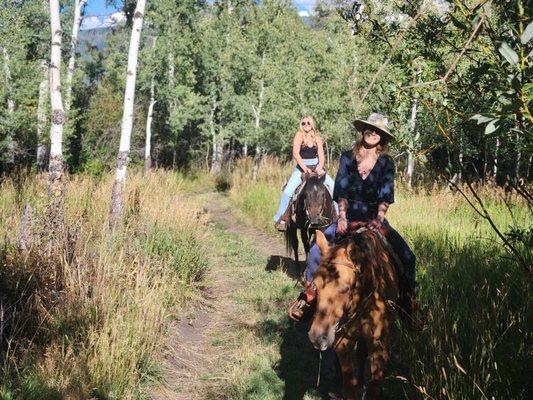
top-left (250, 53), bottom-right (265, 180)
top-left (109, 0), bottom-right (146, 230)
top-left (406, 100), bottom-right (417, 191)
top-left (144, 74), bottom-right (156, 174)
top-left (209, 99), bottom-right (222, 174)
top-left (48, 0), bottom-right (67, 233)
top-left (64, 0), bottom-right (86, 114)
top-left (493, 137), bottom-right (499, 178)
top-left (2, 46), bottom-right (15, 165)
top-left (37, 60), bottom-right (49, 171)
top-left (168, 52), bottom-right (174, 90)
top-left (515, 131), bottom-right (521, 180)
top-left (252, 146), bottom-right (261, 182)
top-left (458, 139), bottom-right (463, 184)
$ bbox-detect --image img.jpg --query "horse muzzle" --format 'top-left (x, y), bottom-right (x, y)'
top-left (308, 323), bottom-right (337, 351)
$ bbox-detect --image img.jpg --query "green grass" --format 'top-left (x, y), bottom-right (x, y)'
top-left (198, 219), bottom-right (334, 400)
top-left (0, 171), bottom-right (210, 399)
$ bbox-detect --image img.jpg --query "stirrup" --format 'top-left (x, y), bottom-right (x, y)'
top-left (288, 299), bottom-right (315, 322)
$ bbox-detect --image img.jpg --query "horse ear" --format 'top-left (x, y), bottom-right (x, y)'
top-left (316, 230), bottom-right (330, 256)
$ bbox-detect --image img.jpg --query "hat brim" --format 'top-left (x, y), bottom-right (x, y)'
top-left (354, 119), bottom-right (395, 141)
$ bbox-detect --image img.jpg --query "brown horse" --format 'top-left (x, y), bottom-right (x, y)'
top-left (284, 173), bottom-right (335, 265)
top-left (308, 229), bottom-right (398, 400)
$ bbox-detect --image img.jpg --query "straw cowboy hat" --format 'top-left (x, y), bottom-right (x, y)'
top-left (354, 113), bottom-right (395, 140)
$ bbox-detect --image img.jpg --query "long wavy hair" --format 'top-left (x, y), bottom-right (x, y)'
top-left (352, 123), bottom-right (390, 159)
top-left (298, 115), bottom-right (321, 146)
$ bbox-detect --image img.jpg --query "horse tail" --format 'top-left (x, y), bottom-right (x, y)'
top-left (284, 222), bottom-right (295, 256)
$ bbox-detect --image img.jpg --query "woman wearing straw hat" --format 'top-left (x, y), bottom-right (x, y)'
top-left (289, 113), bottom-right (421, 328)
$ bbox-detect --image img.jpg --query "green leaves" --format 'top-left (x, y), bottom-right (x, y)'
top-left (498, 42), bottom-right (519, 65)
top-left (470, 114), bottom-right (500, 135)
top-left (521, 21), bottom-right (533, 44)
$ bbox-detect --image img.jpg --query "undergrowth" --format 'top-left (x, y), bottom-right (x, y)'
top-left (0, 170), bottom-right (209, 399)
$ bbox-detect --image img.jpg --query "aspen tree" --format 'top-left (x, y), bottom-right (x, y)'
top-left (64, 0), bottom-right (86, 114)
top-left (48, 0), bottom-right (67, 233)
top-left (109, 0), bottom-right (146, 229)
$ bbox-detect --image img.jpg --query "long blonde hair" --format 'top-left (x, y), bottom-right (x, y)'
top-left (298, 115), bottom-right (321, 145)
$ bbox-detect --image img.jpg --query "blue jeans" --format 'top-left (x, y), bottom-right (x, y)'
top-left (305, 220), bottom-right (416, 288)
top-left (273, 158), bottom-right (335, 222)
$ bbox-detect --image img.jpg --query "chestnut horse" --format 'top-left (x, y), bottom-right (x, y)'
top-left (308, 229), bottom-right (398, 400)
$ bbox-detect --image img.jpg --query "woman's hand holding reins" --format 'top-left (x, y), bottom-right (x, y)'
top-left (367, 217), bottom-right (384, 232)
top-left (336, 217), bottom-right (348, 234)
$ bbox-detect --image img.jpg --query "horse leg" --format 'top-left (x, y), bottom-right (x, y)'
top-left (290, 226), bottom-right (299, 264)
top-left (354, 340), bottom-right (368, 390)
top-left (365, 340), bottom-right (389, 400)
top-left (334, 337), bottom-right (359, 400)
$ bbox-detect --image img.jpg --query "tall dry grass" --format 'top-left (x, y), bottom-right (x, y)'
top-left (0, 170), bottom-right (208, 399)
top-left (228, 157), bottom-right (532, 399)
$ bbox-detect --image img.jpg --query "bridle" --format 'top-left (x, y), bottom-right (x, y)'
top-left (302, 183), bottom-right (332, 228)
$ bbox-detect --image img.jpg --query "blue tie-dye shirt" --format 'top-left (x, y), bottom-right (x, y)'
top-left (333, 151), bottom-right (395, 222)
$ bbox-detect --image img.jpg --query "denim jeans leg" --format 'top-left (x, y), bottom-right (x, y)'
top-left (305, 222), bottom-right (337, 282)
top-left (324, 173), bottom-right (335, 195)
top-left (273, 168), bottom-right (303, 221)
top-left (383, 220), bottom-right (416, 288)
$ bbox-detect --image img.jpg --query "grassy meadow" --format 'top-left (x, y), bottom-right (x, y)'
top-left (227, 157), bottom-right (531, 399)
top-left (0, 170), bottom-right (209, 399)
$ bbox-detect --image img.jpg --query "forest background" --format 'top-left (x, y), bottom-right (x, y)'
top-left (1, 0), bottom-right (530, 184)
top-left (0, 0), bottom-right (531, 399)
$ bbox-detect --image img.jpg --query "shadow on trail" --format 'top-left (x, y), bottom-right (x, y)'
top-left (254, 317), bottom-right (341, 400)
top-left (266, 255), bottom-right (306, 281)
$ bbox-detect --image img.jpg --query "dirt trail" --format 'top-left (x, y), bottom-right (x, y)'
top-left (152, 192), bottom-right (293, 399)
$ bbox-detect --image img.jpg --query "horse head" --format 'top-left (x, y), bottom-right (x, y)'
top-left (308, 229), bottom-right (397, 351)
top-left (300, 174), bottom-right (332, 227)
top-left (308, 230), bottom-right (358, 351)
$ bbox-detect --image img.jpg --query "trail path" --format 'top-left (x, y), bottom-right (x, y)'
top-left (152, 191), bottom-right (329, 400)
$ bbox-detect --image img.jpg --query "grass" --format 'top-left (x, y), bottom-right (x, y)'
top-left (0, 170), bottom-right (209, 399)
top-left (194, 206), bottom-right (332, 400)
top-left (222, 156), bottom-right (531, 399)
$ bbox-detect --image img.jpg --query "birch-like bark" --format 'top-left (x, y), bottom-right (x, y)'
top-left (251, 53), bottom-right (265, 181)
top-left (37, 60), bottom-right (49, 171)
top-left (406, 100), bottom-right (417, 191)
top-left (252, 146), bottom-right (261, 182)
top-left (209, 99), bottom-right (222, 174)
top-left (2, 47), bottom-right (15, 165)
top-left (48, 0), bottom-right (67, 233)
top-left (458, 134), bottom-right (463, 185)
top-left (109, 0), bottom-right (146, 230)
top-left (493, 137), bottom-right (499, 178)
top-left (64, 0), bottom-right (86, 114)
top-left (515, 131), bottom-right (521, 180)
top-left (144, 74), bottom-right (156, 174)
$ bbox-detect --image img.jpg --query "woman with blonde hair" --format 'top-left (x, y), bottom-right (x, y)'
top-left (273, 115), bottom-right (335, 231)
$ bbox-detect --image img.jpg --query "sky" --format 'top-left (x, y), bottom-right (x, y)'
top-left (84, 0), bottom-right (315, 16)
top-left (82, 0), bottom-right (315, 29)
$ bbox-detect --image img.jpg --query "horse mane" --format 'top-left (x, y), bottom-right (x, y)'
top-left (320, 230), bottom-right (396, 296)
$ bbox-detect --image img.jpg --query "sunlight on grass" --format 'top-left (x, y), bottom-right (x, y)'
top-left (0, 170), bottom-right (209, 399)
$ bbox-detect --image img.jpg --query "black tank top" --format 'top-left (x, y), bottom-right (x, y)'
top-left (300, 144), bottom-right (318, 159)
